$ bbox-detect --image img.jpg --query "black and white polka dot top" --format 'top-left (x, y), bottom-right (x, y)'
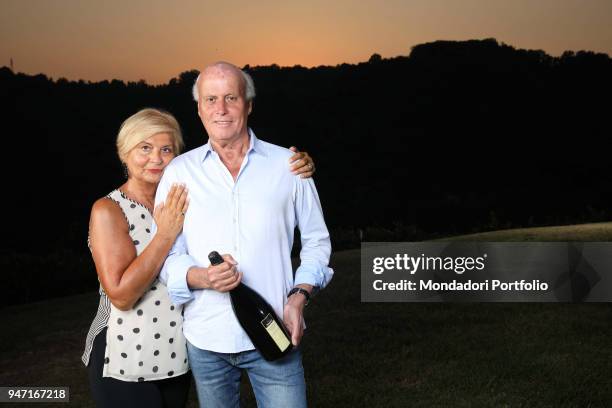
top-left (81, 189), bottom-right (189, 382)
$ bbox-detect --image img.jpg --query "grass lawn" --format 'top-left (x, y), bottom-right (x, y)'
top-left (440, 222), bottom-right (612, 242)
top-left (2, 223), bottom-right (612, 407)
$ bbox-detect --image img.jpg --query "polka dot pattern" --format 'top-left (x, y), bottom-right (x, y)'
top-left (101, 189), bottom-right (188, 382)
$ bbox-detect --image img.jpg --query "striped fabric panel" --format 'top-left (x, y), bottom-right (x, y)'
top-left (81, 287), bottom-right (110, 366)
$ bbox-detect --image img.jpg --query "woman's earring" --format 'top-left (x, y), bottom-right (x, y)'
top-left (122, 163), bottom-right (129, 179)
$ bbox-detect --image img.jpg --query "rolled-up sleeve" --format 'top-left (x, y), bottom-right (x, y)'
top-left (159, 233), bottom-right (197, 305)
top-left (293, 177), bottom-right (334, 289)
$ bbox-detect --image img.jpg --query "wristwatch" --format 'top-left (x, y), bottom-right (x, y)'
top-left (287, 287), bottom-right (311, 305)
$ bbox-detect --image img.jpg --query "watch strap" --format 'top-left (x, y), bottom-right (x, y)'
top-left (288, 287), bottom-right (311, 305)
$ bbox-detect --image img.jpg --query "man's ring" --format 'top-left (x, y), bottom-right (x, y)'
top-left (308, 163), bottom-right (313, 170)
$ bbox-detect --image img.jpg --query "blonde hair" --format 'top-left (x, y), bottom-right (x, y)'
top-left (116, 108), bottom-right (184, 162)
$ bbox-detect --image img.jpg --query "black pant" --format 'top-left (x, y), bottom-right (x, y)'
top-left (88, 327), bottom-right (191, 408)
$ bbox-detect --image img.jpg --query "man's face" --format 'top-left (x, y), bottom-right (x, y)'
top-left (197, 68), bottom-right (252, 144)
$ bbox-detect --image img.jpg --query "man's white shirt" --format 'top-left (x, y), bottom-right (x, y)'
top-left (154, 130), bottom-right (333, 353)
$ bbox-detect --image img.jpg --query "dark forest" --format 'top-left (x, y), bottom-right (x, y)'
top-left (2, 38), bottom-right (611, 305)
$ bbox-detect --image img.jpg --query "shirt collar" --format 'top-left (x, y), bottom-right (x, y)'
top-left (201, 128), bottom-right (267, 162)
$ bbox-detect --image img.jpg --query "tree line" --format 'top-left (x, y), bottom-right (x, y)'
top-left (1, 38), bottom-right (611, 304)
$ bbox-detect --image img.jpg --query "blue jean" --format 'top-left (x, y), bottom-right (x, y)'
top-left (187, 341), bottom-right (307, 408)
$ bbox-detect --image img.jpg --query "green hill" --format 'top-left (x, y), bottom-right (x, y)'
top-left (441, 222), bottom-right (612, 242)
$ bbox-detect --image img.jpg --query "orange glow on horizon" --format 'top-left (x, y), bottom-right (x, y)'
top-left (1, 0), bottom-right (611, 84)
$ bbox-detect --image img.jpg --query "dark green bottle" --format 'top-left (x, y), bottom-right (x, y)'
top-left (208, 251), bottom-right (293, 361)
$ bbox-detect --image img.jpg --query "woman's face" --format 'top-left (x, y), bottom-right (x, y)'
top-left (125, 132), bottom-right (176, 185)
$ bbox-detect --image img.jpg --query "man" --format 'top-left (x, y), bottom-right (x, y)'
top-left (156, 62), bottom-right (333, 407)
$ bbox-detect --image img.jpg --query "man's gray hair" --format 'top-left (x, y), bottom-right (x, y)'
top-left (192, 69), bottom-right (256, 102)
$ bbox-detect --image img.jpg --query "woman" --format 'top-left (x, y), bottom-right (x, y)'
top-left (82, 108), bottom-right (316, 407)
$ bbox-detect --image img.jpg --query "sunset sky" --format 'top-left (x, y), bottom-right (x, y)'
top-left (1, 0), bottom-right (611, 84)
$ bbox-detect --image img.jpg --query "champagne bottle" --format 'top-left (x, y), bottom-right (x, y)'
top-left (208, 251), bottom-right (293, 361)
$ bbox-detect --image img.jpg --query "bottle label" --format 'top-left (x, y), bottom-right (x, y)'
top-left (260, 314), bottom-right (291, 352)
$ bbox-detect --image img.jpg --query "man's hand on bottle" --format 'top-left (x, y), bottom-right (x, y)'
top-left (283, 284), bottom-right (312, 346)
top-left (187, 254), bottom-right (242, 292)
